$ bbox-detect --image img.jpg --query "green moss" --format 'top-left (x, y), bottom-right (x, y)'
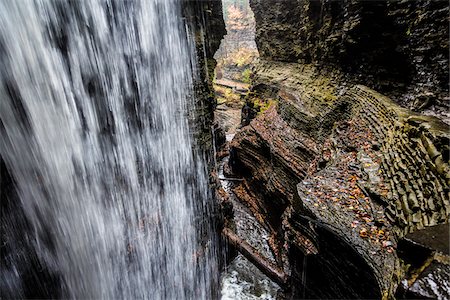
top-left (253, 98), bottom-right (277, 114)
top-left (241, 68), bottom-right (252, 84)
top-left (217, 97), bottom-right (227, 105)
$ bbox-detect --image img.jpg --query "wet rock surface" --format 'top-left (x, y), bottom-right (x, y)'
top-left (250, 0), bottom-right (449, 122)
top-left (397, 224), bottom-right (449, 300)
top-left (225, 60), bottom-right (449, 299)
top-left (403, 261), bottom-right (450, 300)
top-left (183, 0), bottom-right (226, 154)
top-left (213, 2), bottom-right (449, 299)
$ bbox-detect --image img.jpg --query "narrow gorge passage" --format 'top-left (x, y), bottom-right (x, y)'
top-left (213, 1), bottom-right (449, 300)
top-left (1, 0), bottom-right (449, 299)
top-left (212, 1), bottom-right (285, 299)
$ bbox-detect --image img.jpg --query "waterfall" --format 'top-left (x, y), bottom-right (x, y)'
top-left (0, 0), bottom-right (218, 298)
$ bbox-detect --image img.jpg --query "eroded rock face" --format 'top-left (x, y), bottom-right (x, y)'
top-left (183, 0), bottom-right (226, 153)
top-left (227, 61), bottom-right (449, 299)
top-left (224, 2), bottom-right (449, 297)
top-left (249, 0), bottom-right (449, 120)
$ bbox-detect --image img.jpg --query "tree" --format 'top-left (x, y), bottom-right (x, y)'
top-left (227, 5), bottom-right (246, 32)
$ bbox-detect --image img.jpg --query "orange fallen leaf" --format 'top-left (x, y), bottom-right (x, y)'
top-left (359, 228), bottom-right (368, 238)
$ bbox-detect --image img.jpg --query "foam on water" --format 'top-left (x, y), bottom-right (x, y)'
top-left (221, 255), bottom-right (279, 300)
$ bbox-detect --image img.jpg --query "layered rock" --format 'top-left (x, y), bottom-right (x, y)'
top-left (222, 2), bottom-right (449, 297)
top-left (226, 60), bottom-right (449, 298)
top-left (250, 0), bottom-right (449, 120)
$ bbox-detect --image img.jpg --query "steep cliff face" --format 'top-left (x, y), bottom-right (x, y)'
top-left (250, 0), bottom-right (449, 119)
top-left (223, 1), bottom-right (449, 298)
top-left (229, 61), bottom-right (449, 299)
top-left (183, 0), bottom-right (226, 152)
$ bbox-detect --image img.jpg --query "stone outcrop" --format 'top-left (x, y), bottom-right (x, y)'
top-left (250, 0), bottom-right (449, 121)
top-left (221, 2), bottom-right (449, 297)
top-left (225, 59), bottom-right (449, 298)
top-left (183, 0), bottom-right (226, 153)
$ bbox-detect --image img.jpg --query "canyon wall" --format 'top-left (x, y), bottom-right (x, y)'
top-left (183, 0), bottom-right (226, 152)
top-left (250, 0), bottom-right (449, 119)
top-left (223, 1), bottom-right (449, 298)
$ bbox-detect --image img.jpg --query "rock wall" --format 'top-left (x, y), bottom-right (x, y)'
top-left (224, 4), bottom-right (450, 298)
top-left (249, 0), bottom-right (449, 119)
top-left (183, 0), bottom-right (226, 153)
top-left (226, 62), bottom-right (449, 298)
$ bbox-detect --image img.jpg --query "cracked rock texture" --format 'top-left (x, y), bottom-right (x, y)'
top-left (226, 3), bottom-right (450, 295)
top-left (250, 0), bottom-right (449, 121)
top-left (183, 0), bottom-right (226, 154)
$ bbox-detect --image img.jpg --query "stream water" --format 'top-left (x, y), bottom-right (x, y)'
top-left (0, 1), bottom-right (218, 298)
top-left (218, 148), bottom-right (280, 299)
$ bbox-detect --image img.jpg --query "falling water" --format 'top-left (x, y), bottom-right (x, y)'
top-left (0, 0), bottom-right (218, 299)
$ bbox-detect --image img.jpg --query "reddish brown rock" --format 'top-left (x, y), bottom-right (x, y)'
top-left (226, 61), bottom-right (449, 299)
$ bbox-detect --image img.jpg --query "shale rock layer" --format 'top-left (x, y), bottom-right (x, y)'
top-left (250, 0), bottom-right (449, 118)
top-left (228, 61), bottom-right (449, 299)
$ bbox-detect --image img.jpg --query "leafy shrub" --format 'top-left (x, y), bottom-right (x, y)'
top-left (241, 68), bottom-right (252, 83)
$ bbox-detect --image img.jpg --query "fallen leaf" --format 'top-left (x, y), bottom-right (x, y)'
top-left (359, 228), bottom-right (368, 238)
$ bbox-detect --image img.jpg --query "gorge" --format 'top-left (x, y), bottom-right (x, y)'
top-left (0, 1), bottom-right (449, 299)
top-left (215, 1), bottom-right (449, 299)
